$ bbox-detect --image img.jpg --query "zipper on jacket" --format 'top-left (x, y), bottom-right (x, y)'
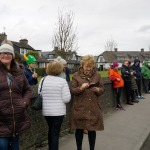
top-left (9, 88), bottom-right (16, 136)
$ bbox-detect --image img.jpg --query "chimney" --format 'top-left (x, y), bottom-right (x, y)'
top-left (141, 48), bottom-right (144, 52)
top-left (19, 39), bottom-right (28, 45)
top-left (0, 32), bottom-right (7, 44)
top-left (114, 48), bottom-right (118, 52)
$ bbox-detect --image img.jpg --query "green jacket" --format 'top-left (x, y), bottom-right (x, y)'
top-left (141, 61), bottom-right (150, 79)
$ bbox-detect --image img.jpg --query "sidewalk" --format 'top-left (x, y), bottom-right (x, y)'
top-left (41, 94), bottom-right (150, 150)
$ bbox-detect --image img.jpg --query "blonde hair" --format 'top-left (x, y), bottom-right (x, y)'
top-left (46, 61), bottom-right (63, 76)
top-left (80, 55), bottom-right (95, 67)
top-left (123, 58), bottom-right (131, 65)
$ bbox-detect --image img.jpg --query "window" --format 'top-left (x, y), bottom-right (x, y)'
top-left (48, 55), bottom-right (54, 59)
top-left (72, 54), bottom-right (76, 60)
top-left (131, 56), bottom-right (138, 60)
top-left (99, 56), bottom-right (105, 62)
top-left (117, 56), bottom-right (125, 60)
top-left (20, 48), bottom-right (27, 54)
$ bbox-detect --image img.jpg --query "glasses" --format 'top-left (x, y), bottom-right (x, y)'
top-left (0, 52), bottom-right (12, 56)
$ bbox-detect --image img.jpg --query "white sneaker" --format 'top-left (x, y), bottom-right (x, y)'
top-left (136, 96), bottom-right (141, 99)
top-left (140, 96), bottom-right (145, 99)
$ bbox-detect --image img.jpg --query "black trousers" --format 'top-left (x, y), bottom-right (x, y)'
top-left (143, 79), bottom-right (150, 93)
top-left (114, 88), bottom-right (122, 106)
top-left (75, 129), bottom-right (96, 150)
top-left (45, 116), bottom-right (64, 150)
top-left (124, 80), bottom-right (131, 103)
top-left (135, 78), bottom-right (142, 96)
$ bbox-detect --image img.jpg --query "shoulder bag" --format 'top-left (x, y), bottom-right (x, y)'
top-left (31, 77), bottom-right (46, 110)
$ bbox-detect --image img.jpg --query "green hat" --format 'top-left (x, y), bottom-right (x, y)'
top-left (24, 54), bottom-right (36, 64)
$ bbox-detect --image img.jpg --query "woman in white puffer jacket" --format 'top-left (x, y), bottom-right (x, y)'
top-left (38, 61), bottom-right (71, 150)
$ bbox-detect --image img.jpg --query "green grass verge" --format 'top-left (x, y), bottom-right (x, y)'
top-left (38, 71), bottom-right (109, 83)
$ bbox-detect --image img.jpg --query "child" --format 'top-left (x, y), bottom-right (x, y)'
top-left (23, 54), bottom-right (38, 85)
top-left (109, 62), bottom-right (124, 110)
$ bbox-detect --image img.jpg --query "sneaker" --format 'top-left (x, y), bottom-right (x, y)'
top-left (127, 102), bottom-right (134, 105)
top-left (116, 105), bottom-right (120, 110)
top-left (136, 96), bottom-right (141, 99)
top-left (140, 95), bottom-right (145, 99)
top-left (116, 104), bottom-right (125, 111)
top-left (131, 99), bottom-right (139, 103)
top-left (118, 104), bottom-right (125, 111)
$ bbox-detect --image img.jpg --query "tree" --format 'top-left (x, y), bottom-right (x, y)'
top-left (104, 36), bottom-right (118, 51)
top-left (26, 50), bottom-right (40, 59)
top-left (52, 10), bottom-right (78, 59)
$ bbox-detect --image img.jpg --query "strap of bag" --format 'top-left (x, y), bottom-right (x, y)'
top-left (39, 77), bottom-right (46, 93)
top-left (7, 73), bottom-right (23, 92)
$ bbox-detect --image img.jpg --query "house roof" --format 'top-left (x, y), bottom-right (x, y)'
top-left (67, 60), bottom-right (80, 65)
top-left (42, 51), bottom-right (56, 58)
top-left (99, 51), bottom-right (150, 63)
top-left (12, 41), bottom-right (35, 50)
top-left (37, 55), bottom-right (49, 63)
top-left (12, 41), bottom-right (48, 63)
top-left (41, 50), bottom-right (81, 66)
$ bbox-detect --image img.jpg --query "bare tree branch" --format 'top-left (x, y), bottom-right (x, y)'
top-left (104, 36), bottom-right (118, 51)
top-left (52, 10), bottom-right (78, 58)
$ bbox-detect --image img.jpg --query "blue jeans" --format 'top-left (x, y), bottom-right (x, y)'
top-left (0, 135), bottom-right (19, 150)
top-left (45, 116), bottom-right (64, 150)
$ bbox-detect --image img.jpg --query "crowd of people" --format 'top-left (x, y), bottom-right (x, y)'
top-left (0, 39), bottom-right (149, 150)
top-left (109, 58), bottom-right (150, 111)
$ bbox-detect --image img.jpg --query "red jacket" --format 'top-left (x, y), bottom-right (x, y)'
top-left (109, 69), bottom-right (124, 88)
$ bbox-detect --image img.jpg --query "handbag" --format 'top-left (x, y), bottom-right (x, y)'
top-left (31, 77), bottom-right (46, 110)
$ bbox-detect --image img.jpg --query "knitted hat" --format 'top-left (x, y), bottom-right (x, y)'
top-left (0, 43), bottom-right (15, 58)
top-left (113, 62), bottom-right (119, 68)
top-left (55, 56), bottom-right (67, 65)
top-left (24, 53), bottom-right (36, 64)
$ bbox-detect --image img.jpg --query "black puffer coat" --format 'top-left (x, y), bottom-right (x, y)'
top-left (0, 68), bottom-right (32, 137)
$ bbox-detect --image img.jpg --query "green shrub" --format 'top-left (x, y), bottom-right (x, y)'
top-left (35, 68), bottom-right (46, 77)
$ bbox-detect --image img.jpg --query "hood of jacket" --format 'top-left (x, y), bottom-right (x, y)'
top-left (134, 59), bottom-right (140, 66)
top-left (143, 61), bottom-right (150, 67)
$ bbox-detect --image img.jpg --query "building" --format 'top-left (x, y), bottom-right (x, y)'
top-left (0, 32), bottom-right (48, 68)
top-left (97, 48), bottom-right (150, 70)
top-left (42, 49), bottom-right (81, 72)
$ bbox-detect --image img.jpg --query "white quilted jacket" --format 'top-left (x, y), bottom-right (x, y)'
top-left (38, 75), bottom-right (71, 116)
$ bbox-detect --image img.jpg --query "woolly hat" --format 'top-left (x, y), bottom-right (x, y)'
top-left (113, 62), bottom-right (119, 68)
top-left (0, 43), bottom-right (15, 58)
top-left (24, 53), bottom-right (36, 64)
top-left (55, 56), bottom-right (67, 65)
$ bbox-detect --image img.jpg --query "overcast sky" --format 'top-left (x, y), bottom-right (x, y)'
top-left (0, 0), bottom-right (150, 56)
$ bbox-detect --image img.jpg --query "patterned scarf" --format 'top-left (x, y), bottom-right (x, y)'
top-left (78, 67), bottom-right (96, 82)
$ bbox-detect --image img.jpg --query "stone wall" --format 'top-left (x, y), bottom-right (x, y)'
top-left (20, 77), bottom-right (126, 149)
